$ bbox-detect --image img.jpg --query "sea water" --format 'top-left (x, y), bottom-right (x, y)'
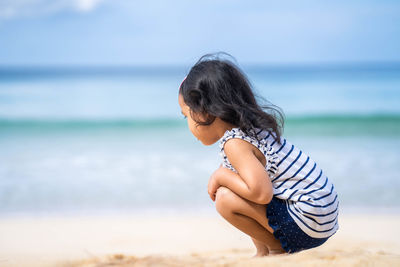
top-left (0, 65), bottom-right (399, 216)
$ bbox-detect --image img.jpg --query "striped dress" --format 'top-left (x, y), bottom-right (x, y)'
top-left (219, 127), bottom-right (339, 239)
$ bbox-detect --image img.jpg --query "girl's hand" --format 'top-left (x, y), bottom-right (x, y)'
top-left (208, 166), bottom-right (224, 201)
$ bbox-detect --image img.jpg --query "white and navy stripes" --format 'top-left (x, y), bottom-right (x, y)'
top-left (219, 128), bottom-right (339, 239)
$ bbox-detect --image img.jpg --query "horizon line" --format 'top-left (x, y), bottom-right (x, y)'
top-left (0, 61), bottom-right (400, 78)
top-left (1, 60), bottom-right (400, 70)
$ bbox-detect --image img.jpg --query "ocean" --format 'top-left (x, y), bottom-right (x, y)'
top-left (0, 65), bottom-right (399, 216)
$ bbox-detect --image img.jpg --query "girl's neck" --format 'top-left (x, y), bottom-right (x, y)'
top-left (213, 118), bottom-right (237, 140)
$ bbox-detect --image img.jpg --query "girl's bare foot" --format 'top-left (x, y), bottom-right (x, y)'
top-left (251, 238), bottom-right (286, 257)
top-left (268, 248), bottom-right (286, 255)
top-left (251, 238), bottom-right (270, 257)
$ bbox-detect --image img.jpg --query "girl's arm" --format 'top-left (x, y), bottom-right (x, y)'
top-left (209, 138), bottom-right (273, 205)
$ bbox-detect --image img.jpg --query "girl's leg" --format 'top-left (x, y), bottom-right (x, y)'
top-left (215, 186), bottom-right (285, 256)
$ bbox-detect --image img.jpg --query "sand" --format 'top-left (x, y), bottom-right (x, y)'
top-left (0, 212), bottom-right (399, 267)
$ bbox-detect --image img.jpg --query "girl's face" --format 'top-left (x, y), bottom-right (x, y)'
top-left (178, 94), bottom-right (222, 146)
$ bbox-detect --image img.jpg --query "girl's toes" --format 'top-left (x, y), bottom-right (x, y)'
top-left (252, 249), bottom-right (269, 257)
top-left (268, 248), bottom-right (286, 255)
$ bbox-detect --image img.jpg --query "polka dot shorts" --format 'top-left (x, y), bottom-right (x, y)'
top-left (266, 197), bottom-right (329, 253)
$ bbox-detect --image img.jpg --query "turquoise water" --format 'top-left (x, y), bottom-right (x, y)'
top-left (0, 66), bottom-right (399, 216)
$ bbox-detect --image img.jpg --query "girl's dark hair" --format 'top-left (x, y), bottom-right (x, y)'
top-left (179, 52), bottom-right (285, 144)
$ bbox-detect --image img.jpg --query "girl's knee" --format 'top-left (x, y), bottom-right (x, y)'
top-left (215, 186), bottom-right (236, 215)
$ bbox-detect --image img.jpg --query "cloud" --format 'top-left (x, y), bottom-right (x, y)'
top-left (0, 0), bottom-right (103, 19)
top-left (75, 0), bottom-right (102, 12)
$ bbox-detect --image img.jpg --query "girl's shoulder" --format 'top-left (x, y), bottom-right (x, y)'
top-left (219, 127), bottom-right (257, 147)
top-left (219, 127), bottom-right (277, 149)
top-left (219, 127), bottom-right (280, 178)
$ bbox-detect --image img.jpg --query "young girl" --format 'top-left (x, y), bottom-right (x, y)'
top-left (178, 53), bottom-right (339, 256)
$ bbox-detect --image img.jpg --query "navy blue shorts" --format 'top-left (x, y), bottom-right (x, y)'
top-left (266, 197), bottom-right (329, 253)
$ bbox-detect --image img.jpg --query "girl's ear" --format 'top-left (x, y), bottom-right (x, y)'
top-left (188, 90), bottom-right (202, 107)
top-left (190, 109), bottom-right (216, 126)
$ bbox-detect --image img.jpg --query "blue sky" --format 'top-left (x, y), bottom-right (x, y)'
top-left (0, 0), bottom-right (399, 66)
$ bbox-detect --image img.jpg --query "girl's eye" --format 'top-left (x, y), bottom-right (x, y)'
top-left (183, 115), bottom-right (187, 119)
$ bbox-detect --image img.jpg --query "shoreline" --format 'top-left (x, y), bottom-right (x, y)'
top-left (1, 205), bottom-right (400, 223)
top-left (0, 212), bottom-right (399, 266)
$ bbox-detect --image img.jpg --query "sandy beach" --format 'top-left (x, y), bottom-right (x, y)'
top-left (0, 212), bottom-right (399, 267)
